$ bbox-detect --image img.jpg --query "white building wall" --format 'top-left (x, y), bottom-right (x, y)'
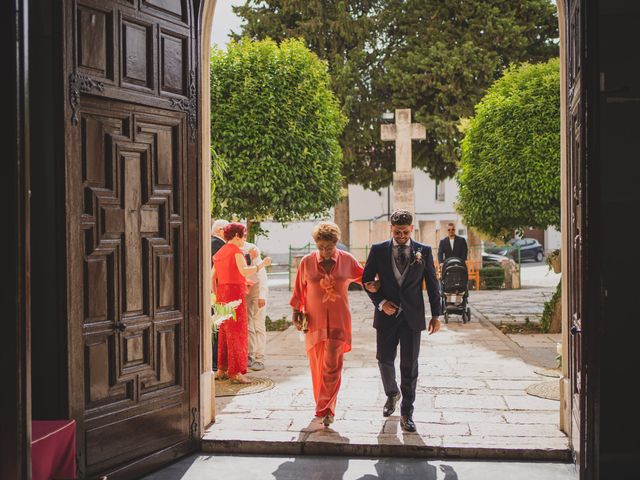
top-left (349, 170), bottom-right (461, 222)
top-left (349, 169), bottom-right (466, 244)
top-left (544, 226), bottom-right (562, 252)
top-left (349, 184), bottom-right (388, 221)
top-left (253, 215), bottom-right (332, 265)
top-left (250, 168), bottom-right (559, 264)
top-left (252, 166), bottom-right (464, 263)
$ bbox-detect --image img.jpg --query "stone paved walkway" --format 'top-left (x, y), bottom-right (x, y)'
top-left (204, 287), bottom-right (569, 460)
top-left (470, 286), bottom-right (561, 369)
top-left (470, 286), bottom-right (555, 324)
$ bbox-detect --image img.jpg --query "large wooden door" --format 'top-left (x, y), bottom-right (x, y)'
top-left (63, 1), bottom-right (199, 477)
top-left (566, 0), bottom-right (588, 475)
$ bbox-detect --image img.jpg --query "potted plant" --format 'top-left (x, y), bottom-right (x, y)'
top-left (547, 249), bottom-right (561, 273)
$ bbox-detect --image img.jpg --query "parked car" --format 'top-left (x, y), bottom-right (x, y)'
top-left (482, 251), bottom-right (510, 267)
top-left (485, 238), bottom-right (545, 263)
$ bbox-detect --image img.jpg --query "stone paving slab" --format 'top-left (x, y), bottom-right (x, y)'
top-left (204, 288), bottom-right (569, 460)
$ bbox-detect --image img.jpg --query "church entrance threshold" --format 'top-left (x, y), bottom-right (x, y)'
top-left (203, 288), bottom-right (569, 461)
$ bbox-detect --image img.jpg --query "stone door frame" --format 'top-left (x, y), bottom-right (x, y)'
top-left (196, 0), bottom-right (579, 461)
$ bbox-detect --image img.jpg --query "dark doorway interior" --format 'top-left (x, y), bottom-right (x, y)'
top-left (591, 2), bottom-right (640, 476)
top-left (28, 0), bottom-right (68, 423)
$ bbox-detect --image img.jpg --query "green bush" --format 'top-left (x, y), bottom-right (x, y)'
top-left (480, 266), bottom-right (505, 290)
top-left (540, 280), bottom-right (561, 333)
top-left (456, 58), bottom-right (560, 239)
top-left (210, 38), bottom-right (346, 225)
top-left (265, 316), bottom-right (291, 332)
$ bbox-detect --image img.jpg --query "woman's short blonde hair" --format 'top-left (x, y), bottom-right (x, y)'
top-left (312, 221), bottom-right (341, 243)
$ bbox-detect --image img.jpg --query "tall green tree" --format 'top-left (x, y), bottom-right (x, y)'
top-left (233, 0), bottom-right (558, 186)
top-left (456, 59), bottom-right (560, 240)
top-left (210, 39), bottom-right (346, 233)
top-left (381, 0), bottom-right (558, 180)
top-left (232, 0), bottom-right (389, 190)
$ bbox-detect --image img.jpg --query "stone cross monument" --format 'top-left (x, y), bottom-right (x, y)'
top-left (381, 108), bottom-right (425, 217)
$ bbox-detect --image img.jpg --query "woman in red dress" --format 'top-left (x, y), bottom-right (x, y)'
top-left (290, 222), bottom-right (364, 426)
top-left (213, 223), bottom-right (271, 384)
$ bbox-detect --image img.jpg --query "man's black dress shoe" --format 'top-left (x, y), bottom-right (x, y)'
top-left (383, 393), bottom-right (401, 417)
top-left (400, 415), bottom-right (416, 432)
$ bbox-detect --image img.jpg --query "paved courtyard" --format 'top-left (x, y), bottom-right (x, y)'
top-left (204, 286), bottom-right (568, 459)
top-left (470, 285), bottom-right (562, 369)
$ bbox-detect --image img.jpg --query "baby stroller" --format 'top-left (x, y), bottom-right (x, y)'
top-left (440, 257), bottom-right (471, 323)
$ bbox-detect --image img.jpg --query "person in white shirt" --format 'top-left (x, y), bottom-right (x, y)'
top-left (437, 223), bottom-right (468, 264)
top-left (242, 240), bottom-right (269, 371)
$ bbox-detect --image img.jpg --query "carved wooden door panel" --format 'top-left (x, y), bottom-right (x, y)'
top-left (566, 0), bottom-right (587, 474)
top-left (63, 1), bottom-right (199, 477)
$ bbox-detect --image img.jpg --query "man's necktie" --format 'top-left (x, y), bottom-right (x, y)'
top-left (396, 245), bottom-right (410, 274)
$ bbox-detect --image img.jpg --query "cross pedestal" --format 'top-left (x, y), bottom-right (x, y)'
top-left (381, 108), bottom-right (425, 217)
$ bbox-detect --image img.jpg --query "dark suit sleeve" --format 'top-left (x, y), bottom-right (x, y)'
top-left (362, 245), bottom-right (384, 307)
top-left (424, 247), bottom-right (442, 316)
top-left (437, 239), bottom-right (444, 264)
top-left (460, 237), bottom-right (468, 261)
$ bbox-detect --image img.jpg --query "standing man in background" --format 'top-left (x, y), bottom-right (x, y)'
top-left (211, 219), bottom-right (229, 265)
top-left (242, 239), bottom-right (269, 371)
top-left (437, 223), bottom-right (468, 264)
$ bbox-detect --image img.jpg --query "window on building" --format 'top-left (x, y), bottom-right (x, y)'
top-left (435, 181), bottom-right (445, 201)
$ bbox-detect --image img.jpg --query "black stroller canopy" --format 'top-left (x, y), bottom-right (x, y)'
top-left (442, 256), bottom-right (466, 272)
top-left (440, 256), bottom-right (471, 324)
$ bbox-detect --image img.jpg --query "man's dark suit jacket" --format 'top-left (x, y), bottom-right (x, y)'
top-left (363, 239), bottom-right (441, 331)
top-left (437, 235), bottom-right (468, 264)
top-left (211, 236), bottom-right (225, 266)
top-left (212, 235), bottom-right (252, 266)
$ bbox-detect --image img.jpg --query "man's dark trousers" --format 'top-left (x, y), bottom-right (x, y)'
top-left (376, 315), bottom-right (421, 416)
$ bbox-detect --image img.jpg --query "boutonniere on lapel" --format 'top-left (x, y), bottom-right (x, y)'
top-left (410, 247), bottom-right (424, 266)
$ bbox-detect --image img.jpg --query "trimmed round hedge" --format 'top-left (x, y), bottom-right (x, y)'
top-left (456, 58), bottom-right (560, 239)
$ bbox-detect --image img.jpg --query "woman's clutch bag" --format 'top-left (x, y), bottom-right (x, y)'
top-left (294, 311), bottom-right (309, 333)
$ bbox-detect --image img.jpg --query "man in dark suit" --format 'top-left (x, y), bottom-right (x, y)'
top-left (211, 219), bottom-right (228, 266)
top-left (437, 223), bottom-right (468, 264)
top-left (362, 210), bottom-right (441, 432)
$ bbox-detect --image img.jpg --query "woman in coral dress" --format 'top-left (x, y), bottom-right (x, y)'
top-left (213, 223), bottom-right (271, 384)
top-left (290, 222), bottom-right (364, 426)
